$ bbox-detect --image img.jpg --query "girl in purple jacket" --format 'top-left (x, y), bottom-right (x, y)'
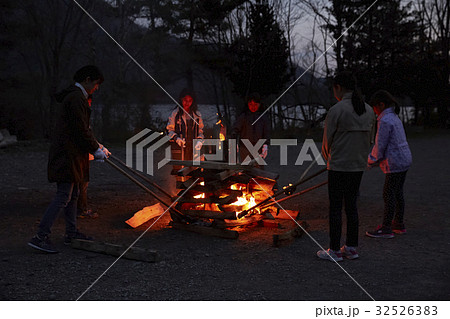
top-left (366, 90), bottom-right (412, 238)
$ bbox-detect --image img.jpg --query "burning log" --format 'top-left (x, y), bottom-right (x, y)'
top-left (237, 168), bottom-right (327, 219)
top-left (174, 194), bottom-right (238, 205)
top-left (181, 210), bottom-right (237, 220)
top-left (125, 203), bottom-right (165, 228)
top-left (214, 214), bottom-right (266, 228)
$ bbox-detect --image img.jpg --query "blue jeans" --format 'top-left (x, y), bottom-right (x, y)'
top-left (38, 182), bottom-right (79, 237)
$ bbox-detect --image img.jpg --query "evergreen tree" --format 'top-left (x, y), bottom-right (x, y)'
top-left (227, 1), bottom-right (290, 99)
top-left (327, 0), bottom-right (421, 96)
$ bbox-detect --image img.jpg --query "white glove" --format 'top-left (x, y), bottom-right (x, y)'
top-left (93, 147), bottom-right (106, 162)
top-left (176, 137), bottom-right (186, 148)
top-left (260, 144), bottom-right (268, 159)
top-left (195, 140), bottom-right (203, 151)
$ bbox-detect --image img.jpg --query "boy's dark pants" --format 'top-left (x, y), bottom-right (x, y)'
top-left (38, 182), bottom-right (79, 237)
top-left (328, 170), bottom-right (363, 251)
top-left (382, 171), bottom-right (407, 229)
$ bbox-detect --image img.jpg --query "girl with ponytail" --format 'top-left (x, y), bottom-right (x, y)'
top-left (366, 90), bottom-right (412, 238)
top-left (318, 71), bottom-right (376, 262)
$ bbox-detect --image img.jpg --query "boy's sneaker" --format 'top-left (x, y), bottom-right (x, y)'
top-left (340, 245), bottom-right (359, 259)
top-left (317, 248), bottom-right (343, 262)
top-left (28, 234), bottom-right (59, 253)
top-left (392, 222), bottom-right (406, 234)
top-left (64, 231), bottom-right (93, 245)
top-left (366, 225), bottom-right (394, 238)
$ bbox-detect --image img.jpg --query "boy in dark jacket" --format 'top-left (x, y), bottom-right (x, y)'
top-left (28, 65), bottom-right (109, 253)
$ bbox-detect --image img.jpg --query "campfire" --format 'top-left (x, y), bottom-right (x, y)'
top-left (105, 155), bottom-right (327, 246)
top-left (165, 159), bottom-right (310, 244)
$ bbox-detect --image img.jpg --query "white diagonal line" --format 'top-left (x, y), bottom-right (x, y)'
top-left (70, 0), bottom-right (198, 125)
top-left (250, 177), bottom-right (376, 301)
top-left (76, 178), bottom-right (200, 301)
top-left (252, 0), bottom-right (380, 126)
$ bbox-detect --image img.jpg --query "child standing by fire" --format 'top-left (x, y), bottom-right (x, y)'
top-left (232, 92), bottom-right (271, 165)
top-left (319, 71), bottom-right (376, 262)
top-left (28, 65), bottom-right (110, 253)
top-left (366, 90), bottom-right (412, 238)
top-left (166, 89), bottom-right (204, 186)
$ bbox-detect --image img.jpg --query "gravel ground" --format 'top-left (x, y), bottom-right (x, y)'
top-left (0, 132), bottom-right (449, 301)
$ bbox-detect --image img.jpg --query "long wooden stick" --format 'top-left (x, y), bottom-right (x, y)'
top-left (105, 158), bottom-right (184, 219)
top-left (237, 167), bottom-right (327, 218)
top-left (109, 154), bottom-right (172, 199)
top-left (261, 181), bottom-right (328, 208)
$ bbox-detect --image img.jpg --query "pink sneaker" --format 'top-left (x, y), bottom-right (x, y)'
top-left (340, 245), bottom-right (359, 259)
top-left (392, 222), bottom-right (406, 234)
top-left (317, 248), bottom-right (343, 262)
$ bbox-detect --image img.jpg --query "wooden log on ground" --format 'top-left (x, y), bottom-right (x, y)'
top-left (273, 221), bottom-right (309, 247)
top-left (71, 239), bottom-right (158, 262)
top-left (258, 220), bottom-right (281, 228)
top-left (181, 210), bottom-right (237, 220)
top-left (125, 203), bottom-right (165, 228)
top-left (170, 221), bottom-right (239, 239)
top-left (222, 214), bottom-right (265, 227)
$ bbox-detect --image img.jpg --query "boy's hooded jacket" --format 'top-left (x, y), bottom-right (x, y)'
top-left (48, 85), bottom-right (99, 183)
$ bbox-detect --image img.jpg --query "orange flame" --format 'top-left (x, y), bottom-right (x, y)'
top-left (230, 184), bottom-right (259, 218)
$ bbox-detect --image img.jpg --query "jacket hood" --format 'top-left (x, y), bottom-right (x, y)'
top-left (55, 85), bottom-right (80, 103)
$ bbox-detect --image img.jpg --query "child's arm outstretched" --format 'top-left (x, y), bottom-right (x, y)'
top-left (368, 119), bottom-right (391, 167)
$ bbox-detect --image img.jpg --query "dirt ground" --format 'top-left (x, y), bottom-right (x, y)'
top-left (0, 131), bottom-right (449, 301)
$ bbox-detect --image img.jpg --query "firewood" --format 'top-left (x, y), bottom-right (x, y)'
top-left (177, 166), bottom-right (199, 176)
top-left (168, 160), bottom-right (279, 181)
top-left (216, 169), bottom-right (243, 181)
top-left (226, 175), bottom-right (252, 184)
top-left (273, 221), bottom-right (309, 247)
top-left (170, 221), bottom-right (239, 239)
top-left (71, 239), bottom-right (158, 262)
top-left (125, 203), bottom-right (165, 228)
top-left (181, 210), bottom-right (237, 220)
top-left (222, 214), bottom-right (265, 227)
top-left (273, 209), bottom-right (300, 220)
top-left (174, 194), bottom-right (238, 205)
top-left (245, 167), bottom-right (279, 181)
top-left (258, 220), bottom-right (282, 228)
